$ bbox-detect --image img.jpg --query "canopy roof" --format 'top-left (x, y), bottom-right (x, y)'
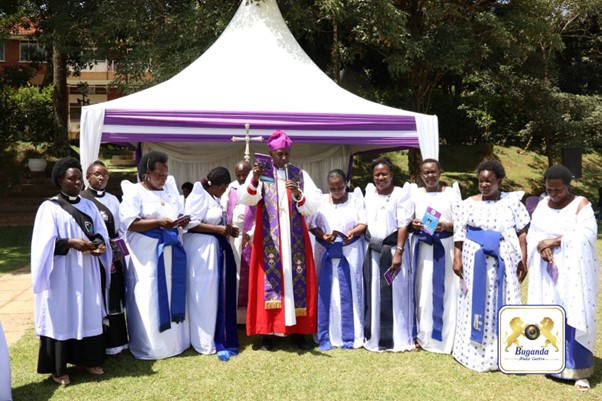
top-left (80, 0), bottom-right (438, 189)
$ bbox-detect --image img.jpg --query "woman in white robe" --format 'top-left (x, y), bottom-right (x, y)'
top-left (82, 160), bottom-right (129, 355)
top-left (410, 159), bottom-right (461, 354)
top-left (184, 167), bottom-right (240, 360)
top-left (363, 157), bottom-right (414, 352)
top-left (310, 169), bottom-right (367, 350)
top-left (31, 157), bottom-right (112, 385)
top-left (452, 160), bottom-right (529, 372)
top-left (120, 151), bottom-right (190, 360)
top-left (527, 165), bottom-right (599, 391)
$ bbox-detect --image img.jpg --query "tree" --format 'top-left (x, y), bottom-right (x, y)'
top-left (458, 0), bottom-right (602, 165)
top-left (0, 0), bottom-right (103, 156)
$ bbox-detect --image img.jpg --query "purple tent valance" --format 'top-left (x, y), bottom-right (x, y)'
top-left (103, 109), bottom-right (416, 131)
top-left (101, 109), bottom-right (419, 146)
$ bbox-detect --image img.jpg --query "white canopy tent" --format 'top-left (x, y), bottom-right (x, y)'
top-left (79, 0), bottom-right (439, 190)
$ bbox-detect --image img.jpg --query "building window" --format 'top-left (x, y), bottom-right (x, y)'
top-left (19, 42), bottom-right (45, 63)
top-left (0, 43), bottom-right (5, 61)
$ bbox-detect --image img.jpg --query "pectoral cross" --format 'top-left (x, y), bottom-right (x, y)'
top-left (231, 123), bottom-right (263, 161)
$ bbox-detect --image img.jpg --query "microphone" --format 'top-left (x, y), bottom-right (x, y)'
top-left (284, 163), bottom-right (289, 181)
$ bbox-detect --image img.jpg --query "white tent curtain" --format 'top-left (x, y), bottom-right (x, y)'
top-left (144, 142), bottom-right (354, 191)
top-left (80, 107), bottom-right (106, 175)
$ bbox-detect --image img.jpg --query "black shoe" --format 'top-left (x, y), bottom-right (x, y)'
top-left (258, 335), bottom-right (274, 351)
top-left (291, 334), bottom-right (313, 350)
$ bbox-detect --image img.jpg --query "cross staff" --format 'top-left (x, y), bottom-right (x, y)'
top-left (231, 123), bottom-right (264, 161)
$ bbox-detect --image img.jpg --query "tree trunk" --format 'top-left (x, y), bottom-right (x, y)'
top-left (408, 148), bottom-right (421, 183)
top-left (542, 126), bottom-right (554, 167)
top-left (331, 22), bottom-right (341, 84)
top-left (52, 46), bottom-right (70, 156)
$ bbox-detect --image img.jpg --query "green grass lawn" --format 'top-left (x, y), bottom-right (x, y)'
top-left (7, 273), bottom-right (602, 401)
top-left (0, 227), bottom-right (32, 276)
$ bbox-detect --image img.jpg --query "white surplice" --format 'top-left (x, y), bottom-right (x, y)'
top-left (31, 197), bottom-right (112, 341)
top-left (364, 183), bottom-right (414, 352)
top-left (183, 182), bottom-right (225, 354)
top-left (310, 191), bottom-right (367, 348)
top-left (120, 176), bottom-right (190, 360)
top-left (411, 183), bottom-right (461, 353)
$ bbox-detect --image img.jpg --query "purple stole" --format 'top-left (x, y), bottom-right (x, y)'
top-left (260, 164), bottom-right (308, 316)
top-left (226, 186), bottom-right (255, 308)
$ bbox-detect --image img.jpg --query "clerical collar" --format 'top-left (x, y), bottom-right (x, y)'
top-left (59, 192), bottom-right (80, 204)
top-left (85, 187), bottom-right (105, 197)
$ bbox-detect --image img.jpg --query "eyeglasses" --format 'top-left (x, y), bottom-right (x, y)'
top-left (91, 172), bottom-right (109, 178)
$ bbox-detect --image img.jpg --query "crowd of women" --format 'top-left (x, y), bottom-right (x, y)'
top-left (13, 144), bottom-right (597, 396)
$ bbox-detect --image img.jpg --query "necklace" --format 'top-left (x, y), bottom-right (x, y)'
top-left (331, 194), bottom-right (348, 205)
top-left (482, 192), bottom-right (501, 201)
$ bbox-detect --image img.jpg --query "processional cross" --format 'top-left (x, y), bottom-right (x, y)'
top-left (231, 123), bottom-right (263, 161)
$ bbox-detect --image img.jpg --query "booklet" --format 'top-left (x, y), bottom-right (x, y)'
top-left (332, 230), bottom-right (350, 241)
top-left (546, 261), bottom-right (559, 285)
top-left (254, 153), bottom-right (274, 183)
top-left (421, 206), bottom-right (441, 235)
top-left (113, 236), bottom-right (129, 256)
top-left (384, 266), bottom-right (400, 286)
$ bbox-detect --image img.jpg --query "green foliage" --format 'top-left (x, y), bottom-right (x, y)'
top-left (0, 85), bottom-right (54, 148)
top-left (89, 0), bottom-right (242, 93)
top-left (0, 65), bottom-right (36, 88)
top-left (2, 0), bottom-right (600, 158)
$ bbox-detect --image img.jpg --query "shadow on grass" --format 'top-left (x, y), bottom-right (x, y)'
top-left (245, 333), bottom-right (333, 357)
top-left (11, 353), bottom-right (157, 401)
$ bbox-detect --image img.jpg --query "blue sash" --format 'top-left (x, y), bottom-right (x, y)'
top-left (201, 232), bottom-right (239, 360)
top-left (465, 226), bottom-right (505, 344)
top-left (551, 322), bottom-right (594, 379)
top-left (412, 230), bottom-right (453, 341)
top-left (315, 235), bottom-right (361, 351)
top-left (140, 228), bottom-right (187, 332)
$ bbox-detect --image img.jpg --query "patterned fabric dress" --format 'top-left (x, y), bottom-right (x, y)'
top-left (452, 191), bottom-right (529, 372)
top-left (527, 196), bottom-right (599, 380)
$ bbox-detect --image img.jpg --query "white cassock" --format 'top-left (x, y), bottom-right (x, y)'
top-left (183, 182), bottom-right (224, 354)
top-left (410, 183), bottom-right (461, 353)
top-left (310, 189), bottom-right (366, 348)
top-left (364, 183), bottom-right (414, 352)
top-left (31, 198), bottom-right (112, 341)
top-left (120, 176), bottom-right (190, 360)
